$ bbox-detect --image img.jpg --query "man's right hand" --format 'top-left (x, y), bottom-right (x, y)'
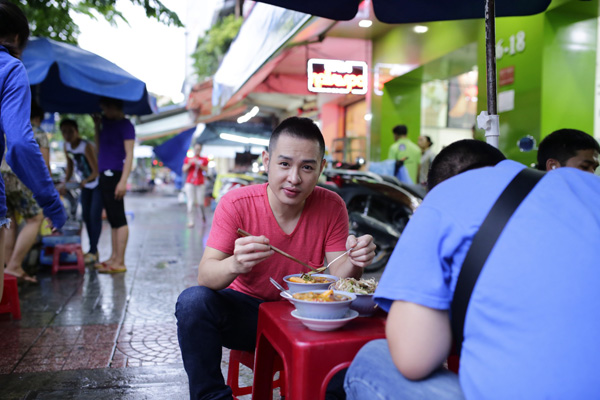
top-left (91, 113), bottom-right (101, 125)
top-left (57, 183), bottom-right (66, 196)
top-left (231, 235), bottom-right (274, 274)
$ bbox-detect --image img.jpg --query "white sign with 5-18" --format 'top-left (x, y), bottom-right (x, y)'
top-left (496, 31), bottom-right (526, 60)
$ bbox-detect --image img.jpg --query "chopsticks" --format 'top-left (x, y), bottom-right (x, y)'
top-left (236, 228), bottom-right (318, 272)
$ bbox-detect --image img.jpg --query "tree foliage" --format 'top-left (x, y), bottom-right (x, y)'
top-left (11, 0), bottom-right (182, 44)
top-left (191, 14), bottom-right (243, 81)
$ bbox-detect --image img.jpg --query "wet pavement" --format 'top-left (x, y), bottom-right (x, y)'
top-left (0, 184), bottom-right (383, 399)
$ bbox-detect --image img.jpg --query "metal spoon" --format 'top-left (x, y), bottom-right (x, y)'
top-left (307, 247), bottom-right (354, 275)
top-left (269, 277), bottom-right (293, 299)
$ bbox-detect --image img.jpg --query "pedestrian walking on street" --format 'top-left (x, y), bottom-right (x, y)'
top-left (0, 0), bottom-right (66, 294)
top-left (59, 118), bottom-right (102, 264)
top-left (182, 142), bottom-right (208, 228)
top-left (92, 97), bottom-right (134, 274)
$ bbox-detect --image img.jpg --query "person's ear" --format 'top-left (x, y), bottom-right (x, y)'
top-left (319, 158), bottom-right (326, 174)
top-left (262, 149), bottom-right (270, 173)
top-left (546, 159), bottom-right (560, 171)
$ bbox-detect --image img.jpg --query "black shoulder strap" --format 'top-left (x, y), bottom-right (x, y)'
top-left (451, 167), bottom-right (545, 357)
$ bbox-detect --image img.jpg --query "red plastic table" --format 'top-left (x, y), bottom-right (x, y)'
top-left (252, 300), bottom-right (386, 400)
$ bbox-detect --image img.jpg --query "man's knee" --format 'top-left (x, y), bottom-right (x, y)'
top-left (176, 286), bottom-right (218, 324)
top-left (350, 339), bottom-right (388, 372)
top-left (344, 339), bottom-right (390, 397)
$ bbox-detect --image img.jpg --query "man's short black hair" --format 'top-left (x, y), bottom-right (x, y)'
top-left (393, 125), bottom-right (408, 137)
top-left (537, 129), bottom-right (600, 170)
top-left (59, 118), bottom-right (78, 130)
top-left (269, 117), bottom-right (325, 159)
top-left (99, 96), bottom-right (124, 110)
top-left (30, 101), bottom-right (44, 121)
top-left (427, 139), bottom-right (506, 191)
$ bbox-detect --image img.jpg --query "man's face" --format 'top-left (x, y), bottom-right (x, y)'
top-left (263, 133), bottom-right (325, 210)
top-left (60, 124), bottom-right (77, 143)
top-left (563, 149), bottom-right (599, 173)
top-left (100, 103), bottom-right (120, 119)
top-left (418, 136), bottom-right (428, 150)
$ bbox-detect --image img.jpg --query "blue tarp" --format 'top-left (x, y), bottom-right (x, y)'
top-left (153, 127), bottom-right (195, 177)
top-left (22, 37), bottom-right (156, 115)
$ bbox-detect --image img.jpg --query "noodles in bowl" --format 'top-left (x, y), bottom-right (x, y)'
top-left (331, 278), bottom-right (379, 316)
top-left (283, 273), bottom-right (338, 294)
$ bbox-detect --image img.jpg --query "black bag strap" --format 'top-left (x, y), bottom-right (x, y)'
top-left (451, 167), bottom-right (545, 357)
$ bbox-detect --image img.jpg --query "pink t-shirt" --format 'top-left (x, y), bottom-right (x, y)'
top-left (206, 183), bottom-right (349, 301)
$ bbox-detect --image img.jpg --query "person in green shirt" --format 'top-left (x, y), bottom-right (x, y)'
top-left (387, 125), bottom-right (421, 183)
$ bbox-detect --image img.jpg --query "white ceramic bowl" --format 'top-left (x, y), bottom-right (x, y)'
top-left (348, 293), bottom-right (377, 317)
top-left (283, 274), bottom-right (339, 294)
top-left (291, 309), bottom-right (359, 331)
top-left (288, 289), bottom-right (356, 319)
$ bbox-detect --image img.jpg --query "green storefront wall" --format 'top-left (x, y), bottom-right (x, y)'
top-left (372, 0), bottom-right (598, 166)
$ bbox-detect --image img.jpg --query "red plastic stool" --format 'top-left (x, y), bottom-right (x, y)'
top-left (227, 349), bottom-right (285, 399)
top-left (52, 243), bottom-right (85, 275)
top-left (0, 274), bottom-right (21, 320)
top-left (447, 354), bottom-right (460, 374)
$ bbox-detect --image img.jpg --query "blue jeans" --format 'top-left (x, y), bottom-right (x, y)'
top-left (344, 339), bottom-right (465, 400)
top-left (175, 287), bottom-right (264, 400)
top-left (80, 186), bottom-right (103, 254)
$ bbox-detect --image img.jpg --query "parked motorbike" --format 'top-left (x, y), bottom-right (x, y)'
top-left (320, 168), bottom-right (423, 272)
top-left (213, 172), bottom-right (268, 203)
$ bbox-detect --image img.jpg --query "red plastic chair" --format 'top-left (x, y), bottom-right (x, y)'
top-left (227, 349), bottom-right (285, 399)
top-left (0, 274), bottom-right (21, 320)
top-left (51, 243), bottom-right (85, 275)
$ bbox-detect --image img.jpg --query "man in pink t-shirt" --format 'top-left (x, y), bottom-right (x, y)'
top-left (176, 117), bottom-right (376, 399)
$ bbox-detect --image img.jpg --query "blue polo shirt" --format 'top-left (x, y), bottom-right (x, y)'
top-left (376, 160), bottom-right (600, 399)
top-left (0, 45), bottom-right (65, 228)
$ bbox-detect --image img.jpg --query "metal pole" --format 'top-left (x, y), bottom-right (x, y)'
top-left (480, 0), bottom-right (500, 148)
top-left (485, 0), bottom-right (497, 115)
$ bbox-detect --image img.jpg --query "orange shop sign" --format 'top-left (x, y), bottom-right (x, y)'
top-left (307, 59), bottom-right (368, 95)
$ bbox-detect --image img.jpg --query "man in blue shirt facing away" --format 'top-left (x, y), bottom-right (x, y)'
top-left (345, 139), bottom-right (600, 400)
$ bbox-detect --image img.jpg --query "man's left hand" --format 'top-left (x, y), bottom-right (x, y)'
top-left (346, 234), bottom-right (376, 268)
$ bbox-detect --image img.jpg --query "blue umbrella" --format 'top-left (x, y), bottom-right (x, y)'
top-left (22, 37), bottom-right (156, 115)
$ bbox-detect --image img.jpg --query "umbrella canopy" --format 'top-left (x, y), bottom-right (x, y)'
top-left (253, 0), bottom-right (550, 23)
top-left (22, 37), bottom-right (156, 115)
